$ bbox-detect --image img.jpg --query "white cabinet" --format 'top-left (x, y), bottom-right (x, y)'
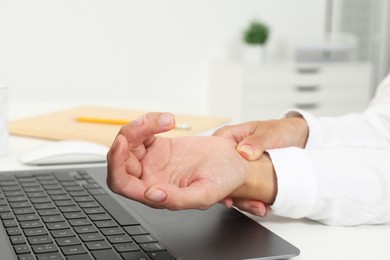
top-left (209, 62), bottom-right (372, 122)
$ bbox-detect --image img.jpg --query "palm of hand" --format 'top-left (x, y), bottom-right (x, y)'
top-left (127, 136), bottom-right (248, 209)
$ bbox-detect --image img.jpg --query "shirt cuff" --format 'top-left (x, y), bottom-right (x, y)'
top-left (282, 109), bottom-right (324, 149)
top-left (267, 147), bottom-right (318, 219)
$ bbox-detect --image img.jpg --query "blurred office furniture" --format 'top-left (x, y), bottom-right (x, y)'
top-left (329, 0), bottom-right (390, 93)
top-left (209, 62), bottom-right (371, 122)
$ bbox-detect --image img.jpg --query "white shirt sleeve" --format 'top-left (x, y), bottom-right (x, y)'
top-left (282, 73), bottom-right (390, 150)
top-left (268, 147), bottom-right (390, 226)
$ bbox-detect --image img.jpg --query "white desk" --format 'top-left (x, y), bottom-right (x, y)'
top-left (2, 102), bottom-right (390, 260)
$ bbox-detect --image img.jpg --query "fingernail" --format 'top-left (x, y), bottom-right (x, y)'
top-left (252, 207), bottom-right (266, 217)
top-left (159, 113), bottom-right (174, 126)
top-left (219, 201), bottom-right (230, 208)
top-left (238, 144), bottom-right (256, 159)
top-left (146, 188), bottom-right (167, 202)
top-left (133, 115), bottom-right (146, 126)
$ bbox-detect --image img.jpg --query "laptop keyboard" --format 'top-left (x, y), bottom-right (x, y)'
top-left (0, 169), bottom-right (175, 260)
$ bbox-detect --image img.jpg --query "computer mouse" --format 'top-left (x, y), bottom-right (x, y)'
top-left (19, 140), bottom-right (110, 166)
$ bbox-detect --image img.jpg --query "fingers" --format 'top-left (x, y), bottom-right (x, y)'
top-left (118, 112), bottom-right (175, 150)
top-left (237, 136), bottom-right (264, 161)
top-left (219, 197), bottom-right (269, 217)
top-left (232, 199), bottom-right (269, 217)
top-left (214, 122), bottom-right (264, 160)
top-left (106, 134), bottom-right (145, 200)
top-left (106, 112), bottom-right (177, 205)
top-left (106, 135), bottom-right (133, 192)
top-left (219, 197), bottom-right (234, 208)
top-left (213, 122), bottom-right (256, 143)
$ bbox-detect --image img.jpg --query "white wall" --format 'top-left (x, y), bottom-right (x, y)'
top-left (0, 0), bottom-right (325, 115)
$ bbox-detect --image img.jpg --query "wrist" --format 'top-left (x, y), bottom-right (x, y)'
top-left (232, 153), bottom-right (277, 204)
top-left (283, 117), bottom-right (308, 148)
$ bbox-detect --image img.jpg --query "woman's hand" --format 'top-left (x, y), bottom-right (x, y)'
top-left (106, 113), bottom-right (276, 211)
top-left (214, 117), bottom-right (308, 216)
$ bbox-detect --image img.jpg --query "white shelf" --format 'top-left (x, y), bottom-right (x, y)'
top-left (209, 61), bottom-right (372, 122)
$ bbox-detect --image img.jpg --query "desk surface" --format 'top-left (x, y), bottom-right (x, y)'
top-left (2, 102), bottom-right (390, 260)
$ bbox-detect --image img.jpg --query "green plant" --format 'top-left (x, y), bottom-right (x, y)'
top-left (243, 20), bottom-right (270, 45)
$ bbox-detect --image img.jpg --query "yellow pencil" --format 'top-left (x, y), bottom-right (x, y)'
top-left (75, 116), bottom-right (191, 130)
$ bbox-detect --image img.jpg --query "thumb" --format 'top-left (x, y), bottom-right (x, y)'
top-left (237, 136), bottom-right (265, 161)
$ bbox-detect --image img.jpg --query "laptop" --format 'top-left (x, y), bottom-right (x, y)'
top-left (0, 166), bottom-right (300, 260)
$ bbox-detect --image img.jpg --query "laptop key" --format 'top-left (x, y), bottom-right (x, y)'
top-left (36, 252), bottom-right (63, 260)
top-left (38, 209), bottom-right (60, 216)
top-left (41, 215), bottom-right (64, 223)
top-left (61, 245), bottom-right (87, 255)
top-left (27, 192), bottom-right (47, 199)
top-left (85, 240), bottom-right (111, 251)
top-left (50, 195), bottom-right (70, 201)
top-left (7, 196), bottom-right (28, 203)
top-left (63, 212), bottom-right (86, 219)
top-left (3, 219), bottom-right (18, 227)
top-left (54, 200), bottom-right (75, 207)
top-left (56, 236), bottom-right (82, 246)
top-left (24, 227), bottom-right (48, 237)
top-left (100, 227), bottom-right (125, 236)
top-left (79, 232), bottom-right (104, 242)
top-left (20, 220), bottom-right (44, 229)
top-left (140, 243), bottom-right (166, 252)
top-left (4, 191), bottom-right (24, 197)
top-left (31, 243), bottom-right (58, 254)
top-left (106, 234), bottom-right (132, 244)
top-left (28, 235), bottom-right (53, 245)
top-left (69, 218), bottom-right (92, 226)
top-left (1, 212), bottom-right (15, 220)
top-left (66, 254), bottom-right (94, 260)
top-left (17, 214), bottom-right (39, 222)
top-left (34, 203), bottom-right (55, 210)
top-left (59, 206), bottom-right (80, 213)
top-left (14, 208), bottom-right (35, 215)
top-left (10, 235), bottom-right (26, 245)
top-left (94, 195), bottom-right (139, 226)
top-left (46, 189), bottom-right (66, 195)
top-left (0, 205), bottom-right (10, 213)
top-left (121, 251), bottom-right (150, 260)
top-left (74, 225), bottom-right (98, 234)
top-left (73, 196), bottom-right (94, 203)
top-left (91, 249), bottom-right (122, 260)
top-left (149, 251), bottom-right (176, 260)
top-left (124, 225), bottom-right (149, 236)
top-left (30, 196), bottom-right (51, 204)
top-left (10, 202), bottom-right (30, 208)
top-left (94, 220), bottom-right (117, 228)
top-left (113, 242), bottom-right (139, 252)
top-left (133, 234), bottom-right (158, 244)
top-left (46, 222), bottom-right (70, 230)
top-left (87, 189), bottom-right (107, 196)
top-left (0, 212), bottom-right (14, 220)
top-left (14, 244), bottom-right (30, 254)
top-left (7, 227), bottom-right (22, 236)
top-left (51, 229), bottom-right (75, 238)
top-left (83, 207), bottom-right (105, 215)
top-left (53, 172), bottom-right (74, 182)
top-left (18, 254), bottom-right (35, 260)
top-left (88, 213), bottom-right (111, 221)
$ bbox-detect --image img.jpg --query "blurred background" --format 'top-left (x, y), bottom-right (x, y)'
top-left (0, 0), bottom-right (389, 121)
